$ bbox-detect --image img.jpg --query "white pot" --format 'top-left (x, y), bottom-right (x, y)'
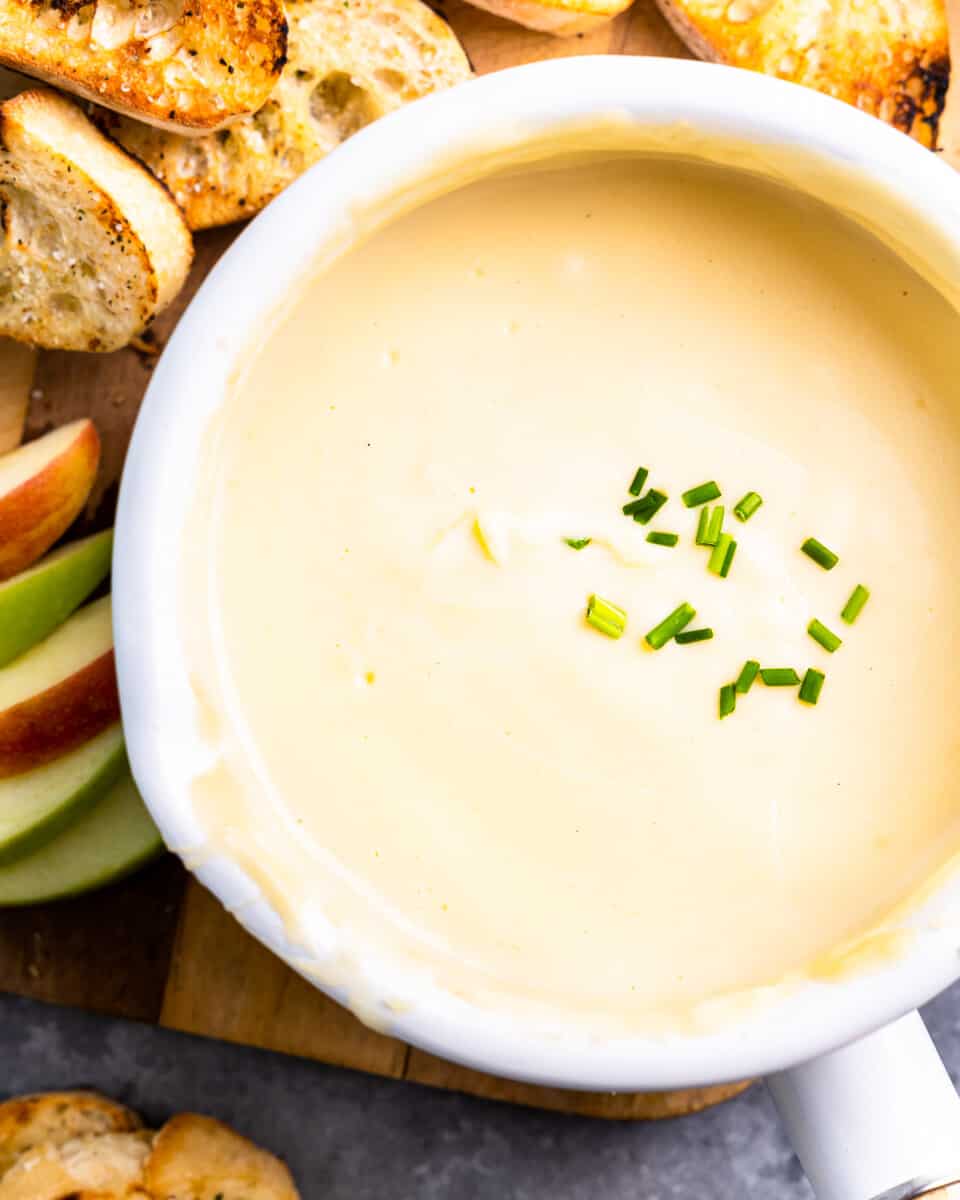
top-left (113, 56), bottom-right (960, 1200)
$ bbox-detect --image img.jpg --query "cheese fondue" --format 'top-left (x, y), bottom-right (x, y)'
top-left (183, 153), bottom-right (960, 1030)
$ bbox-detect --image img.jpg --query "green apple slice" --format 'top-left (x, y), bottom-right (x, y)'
top-left (0, 771), bottom-right (162, 905)
top-left (0, 723), bottom-right (125, 864)
top-left (0, 529), bottom-right (113, 668)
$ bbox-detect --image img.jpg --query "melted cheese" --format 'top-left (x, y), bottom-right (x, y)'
top-left (183, 155), bottom-right (960, 1030)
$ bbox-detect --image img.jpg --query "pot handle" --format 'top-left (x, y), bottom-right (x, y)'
top-left (767, 1012), bottom-right (960, 1200)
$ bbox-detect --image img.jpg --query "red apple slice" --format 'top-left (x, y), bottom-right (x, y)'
top-left (0, 594), bottom-right (118, 777)
top-left (0, 418), bottom-right (100, 580)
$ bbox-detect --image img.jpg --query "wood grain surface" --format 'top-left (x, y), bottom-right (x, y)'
top-left (0, 0), bottom-right (770, 1120)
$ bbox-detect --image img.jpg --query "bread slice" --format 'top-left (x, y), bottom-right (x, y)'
top-left (458, 0), bottom-right (631, 36)
top-left (0, 1092), bottom-right (142, 1178)
top-left (0, 0), bottom-right (286, 133)
top-left (97, 0), bottom-right (472, 230)
top-left (655, 0), bottom-right (948, 148)
top-left (0, 89), bottom-right (193, 351)
top-left (0, 1130), bottom-right (153, 1198)
top-left (937, 0), bottom-right (960, 162)
top-left (143, 1114), bottom-right (300, 1200)
top-left (0, 340), bottom-right (33, 454)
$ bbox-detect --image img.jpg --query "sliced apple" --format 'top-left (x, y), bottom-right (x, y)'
top-left (0, 339), bottom-right (34, 454)
top-left (0, 771), bottom-right (161, 906)
top-left (0, 419), bottom-right (100, 582)
top-left (0, 594), bottom-right (118, 777)
top-left (0, 723), bottom-right (125, 864)
top-left (0, 528), bottom-right (112, 668)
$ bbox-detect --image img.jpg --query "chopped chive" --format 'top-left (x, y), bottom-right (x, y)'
top-left (735, 659), bottom-right (760, 694)
top-left (703, 505), bottom-right (725, 546)
top-left (675, 627), bottom-right (713, 644)
top-left (808, 618), bottom-right (842, 654)
top-left (695, 508), bottom-right (711, 546)
top-left (799, 668), bottom-right (825, 705)
top-left (841, 584), bottom-right (870, 625)
top-left (564, 537), bottom-right (592, 551)
top-left (708, 532), bottom-right (737, 578)
top-left (682, 480), bottom-right (721, 508)
top-left (802, 538), bottom-right (839, 570)
top-left (760, 668), bottom-right (801, 687)
top-left (586, 594), bottom-right (626, 639)
top-left (734, 492), bottom-right (763, 522)
top-left (646, 531), bottom-right (678, 547)
top-left (473, 515), bottom-right (503, 564)
top-left (622, 489), bottom-right (668, 525)
top-left (644, 602), bottom-right (696, 650)
top-left (628, 466), bottom-right (649, 497)
top-left (719, 683), bottom-right (736, 719)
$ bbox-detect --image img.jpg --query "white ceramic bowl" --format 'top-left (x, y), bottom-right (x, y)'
top-left (115, 55), bottom-right (960, 1197)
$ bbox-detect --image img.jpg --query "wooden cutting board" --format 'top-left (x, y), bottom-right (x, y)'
top-left (0, 0), bottom-right (753, 1120)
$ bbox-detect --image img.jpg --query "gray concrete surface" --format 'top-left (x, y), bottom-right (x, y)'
top-left (3, 985), bottom-right (960, 1198)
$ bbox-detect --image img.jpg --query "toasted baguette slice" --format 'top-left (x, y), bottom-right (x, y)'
top-left (936, 0), bottom-right (960, 162)
top-left (0, 0), bottom-right (286, 133)
top-left (0, 1131), bottom-right (153, 1198)
top-left (143, 1114), bottom-right (300, 1200)
top-left (98, 0), bottom-right (472, 230)
top-left (0, 340), bottom-right (33, 454)
top-left (655, 0), bottom-right (948, 148)
top-left (459, 0), bottom-right (631, 35)
top-left (0, 90), bottom-right (192, 351)
top-left (0, 1093), bottom-right (142, 1177)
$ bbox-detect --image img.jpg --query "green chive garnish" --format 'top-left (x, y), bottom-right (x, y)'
top-left (799, 668), bottom-right (825, 705)
top-left (682, 481), bottom-right (721, 508)
top-left (675, 628), bottom-right (713, 644)
top-left (719, 683), bottom-right (736, 719)
top-left (644, 602), bottom-right (696, 650)
top-left (695, 508), bottom-right (711, 546)
top-left (702, 505), bottom-right (724, 546)
top-left (735, 660), bottom-right (760, 693)
top-left (808, 619), bottom-right (842, 654)
top-left (623, 489), bottom-right (668, 525)
top-left (564, 537), bottom-right (591, 551)
top-left (734, 492), bottom-right (763, 522)
top-left (586, 595), bottom-right (626, 639)
top-left (802, 538), bottom-right (839, 571)
top-left (708, 532), bottom-right (737, 578)
top-left (841, 584), bottom-right (870, 625)
top-left (760, 668), bottom-right (801, 687)
top-left (646, 531), bottom-right (678, 547)
top-left (628, 466), bottom-right (649, 497)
